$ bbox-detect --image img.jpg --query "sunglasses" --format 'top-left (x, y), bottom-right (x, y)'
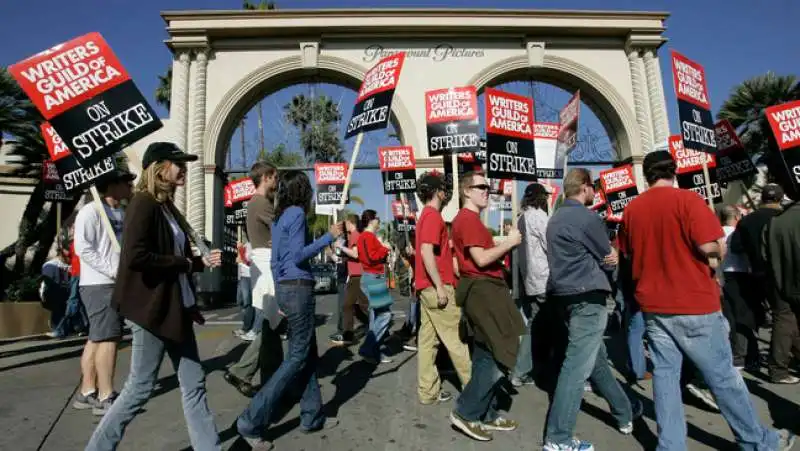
top-left (470, 184), bottom-right (491, 191)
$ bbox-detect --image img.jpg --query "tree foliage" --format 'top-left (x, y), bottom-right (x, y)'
top-left (284, 94), bottom-right (344, 163)
top-left (155, 67), bottom-right (172, 112)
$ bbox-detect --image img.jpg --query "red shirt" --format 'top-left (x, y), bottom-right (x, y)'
top-left (452, 208), bottom-right (505, 280)
top-left (346, 230), bottom-right (363, 277)
top-left (357, 231), bottom-right (389, 274)
top-left (620, 186), bottom-right (724, 315)
top-left (69, 242), bottom-right (80, 277)
top-left (415, 206), bottom-right (456, 291)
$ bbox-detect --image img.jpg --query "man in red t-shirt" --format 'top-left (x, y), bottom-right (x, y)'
top-left (331, 214), bottom-right (369, 346)
top-left (414, 172), bottom-right (472, 406)
top-left (448, 171), bottom-right (523, 442)
top-left (620, 151), bottom-right (792, 450)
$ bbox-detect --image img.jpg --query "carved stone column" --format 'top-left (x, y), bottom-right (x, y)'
top-left (627, 49), bottom-right (653, 155)
top-left (187, 49), bottom-right (208, 235)
top-left (643, 49), bottom-right (670, 146)
top-left (171, 51), bottom-right (191, 213)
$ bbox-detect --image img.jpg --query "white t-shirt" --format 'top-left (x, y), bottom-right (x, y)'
top-left (722, 225), bottom-right (750, 274)
top-left (162, 207), bottom-right (196, 308)
top-left (74, 202), bottom-right (123, 286)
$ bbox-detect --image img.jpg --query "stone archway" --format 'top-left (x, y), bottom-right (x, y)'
top-left (161, 8), bottom-right (670, 299)
top-left (468, 54), bottom-right (640, 162)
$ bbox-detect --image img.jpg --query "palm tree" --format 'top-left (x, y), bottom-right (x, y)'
top-left (284, 94), bottom-right (344, 163)
top-left (718, 72), bottom-right (800, 202)
top-left (243, 0), bottom-right (276, 9)
top-left (257, 143), bottom-right (303, 167)
top-left (154, 67), bottom-right (172, 112)
top-left (718, 72), bottom-right (800, 159)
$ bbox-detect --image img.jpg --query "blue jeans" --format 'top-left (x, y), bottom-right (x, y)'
top-left (645, 311), bottom-right (779, 451)
top-left (455, 343), bottom-right (503, 422)
top-left (237, 282), bottom-right (324, 437)
top-left (237, 276), bottom-right (254, 332)
top-left (359, 306), bottom-right (393, 360)
top-left (54, 276), bottom-right (88, 336)
top-left (627, 303), bottom-right (647, 380)
top-left (404, 297), bottom-right (420, 334)
top-left (545, 302), bottom-right (633, 445)
top-left (86, 324), bottom-right (220, 451)
top-left (512, 296), bottom-right (542, 379)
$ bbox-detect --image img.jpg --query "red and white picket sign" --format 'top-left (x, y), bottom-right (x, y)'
top-left (765, 100), bottom-right (800, 151)
top-left (223, 178), bottom-right (256, 207)
top-left (668, 134), bottom-right (716, 174)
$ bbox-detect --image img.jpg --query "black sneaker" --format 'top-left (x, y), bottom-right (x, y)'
top-left (329, 333), bottom-right (353, 346)
top-left (73, 391), bottom-right (99, 410)
top-left (92, 392), bottom-right (118, 416)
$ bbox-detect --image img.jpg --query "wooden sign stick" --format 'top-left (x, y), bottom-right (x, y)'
top-left (89, 186), bottom-right (120, 252)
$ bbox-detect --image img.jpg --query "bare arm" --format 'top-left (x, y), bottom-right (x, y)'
top-left (421, 243), bottom-right (444, 289)
top-left (339, 245), bottom-right (358, 259)
top-left (698, 241), bottom-right (722, 260)
top-left (467, 239), bottom-right (516, 268)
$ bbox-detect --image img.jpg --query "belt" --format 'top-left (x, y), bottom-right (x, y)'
top-left (279, 279), bottom-right (314, 286)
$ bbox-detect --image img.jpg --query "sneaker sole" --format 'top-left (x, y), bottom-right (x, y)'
top-left (92, 408), bottom-right (108, 416)
top-left (449, 412), bottom-right (492, 441)
top-left (483, 423), bottom-right (517, 432)
top-left (72, 401), bottom-right (95, 410)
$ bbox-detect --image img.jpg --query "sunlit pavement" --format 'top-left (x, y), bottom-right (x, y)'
top-left (1, 292), bottom-right (797, 450)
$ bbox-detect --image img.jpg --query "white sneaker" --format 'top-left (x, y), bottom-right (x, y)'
top-left (543, 438), bottom-right (595, 451)
top-left (240, 331), bottom-right (257, 342)
top-left (232, 329), bottom-right (246, 338)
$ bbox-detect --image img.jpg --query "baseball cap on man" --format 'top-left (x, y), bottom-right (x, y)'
top-left (142, 142), bottom-right (198, 170)
top-left (761, 183), bottom-right (784, 204)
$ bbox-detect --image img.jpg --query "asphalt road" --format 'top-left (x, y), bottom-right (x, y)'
top-left (1, 291), bottom-right (798, 451)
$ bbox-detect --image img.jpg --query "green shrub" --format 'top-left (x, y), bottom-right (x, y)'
top-left (5, 275), bottom-right (41, 302)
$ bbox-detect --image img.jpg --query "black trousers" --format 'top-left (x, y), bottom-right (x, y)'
top-left (768, 294), bottom-right (800, 381)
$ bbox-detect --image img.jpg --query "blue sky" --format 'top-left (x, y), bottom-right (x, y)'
top-left (2, 0), bottom-right (797, 224)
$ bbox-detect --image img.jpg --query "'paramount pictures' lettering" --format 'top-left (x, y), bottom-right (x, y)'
top-left (671, 50), bottom-right (716, 155)
top-left (669, 134), bottom-right (723, 203)
top-left (425, 86), bottom-right (480, 156)
top-left (714, 120), bottom-right (756, 183)
top-left (11, 32), bottom-right (162, 167)
top-left (378, 146), bottom-right (417, 194)
top-left (599, 165), bottom-right (639, 222)
top-left (765, 100), bottom-right (800, 198)
top-left (484, 88), bottom-right (537, 182)
top-left (41, 123), bottom-right (115, 192)
top-left (363, 44), bottom-right (485, 63)
top-left (346, 53), bottom-right (405, 138)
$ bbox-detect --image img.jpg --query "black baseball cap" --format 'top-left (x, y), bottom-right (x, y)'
top-left (642, 150), bottom-right (674, 174)
top-left (142, 142), bottom-right (198, 170)
top-left (761, 183), bottom-right (784, 204)
top-left (96, 168), bottom-right (136, 184)
top-left (524, 182), bottom-right (550, 197)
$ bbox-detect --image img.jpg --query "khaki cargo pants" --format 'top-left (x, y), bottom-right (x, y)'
top-left (417, 285), bottom-right (472, 403)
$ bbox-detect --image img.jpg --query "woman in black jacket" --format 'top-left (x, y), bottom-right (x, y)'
top-left (86, 142), bottom-right (222, 451)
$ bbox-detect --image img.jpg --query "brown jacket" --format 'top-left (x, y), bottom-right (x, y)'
top-left (112, 192), bottom-right (204, 343)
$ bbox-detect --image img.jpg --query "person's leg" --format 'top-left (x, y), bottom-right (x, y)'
top-left (251, 308), bottom-right (264, 335)
top-left (166, 329), bottom-right (221, 451)
top-left (454, 344), bottom-right (503, 420)
top-left (76, 341), bottom-right (99, 406)
top-left (544, 302), bottom-right (610, 446)
top-left (432, 285), bottom-right (472, 388)
top-left (676, 312), bottom-right (779, 450)
top-left (417, 288), bottom-right (443, 402)
top-left (587, 340), bottom-right (634, 428)
top-left (644, 314), bottom-right (688, 451)
top-left (294, 285), bottom-right (325, 430)
top-left (352, 276), bottom-right (370, 327)
top-left (239, 277), bottom-right (255, 333)
top-left (769, 295), bottom-right (799, 382)
top-left (373, 306), bottom-right (393, 357)
top-left (86, 324), bottom-right (165, 451)
top-left (237, 283), bottom-right (317, 438)
top-left (626, 303), bottom-right (647, 381)
top-left (81, 285), bottom-right (122, 402)
top-left (229, 332), bottom-right (262, 383)
top-left (511, 297), bottom-right (533, 380)
top-left (335, 276), bottom-right (348, 334)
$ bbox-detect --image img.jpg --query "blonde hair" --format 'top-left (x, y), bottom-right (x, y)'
top-left (136, 161), bottom-right (175, 203)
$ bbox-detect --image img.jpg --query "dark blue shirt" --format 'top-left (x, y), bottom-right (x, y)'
top-left (546, 199), bottom-right (613, 296)
top-left (271, 206), bottom-right (333, 282)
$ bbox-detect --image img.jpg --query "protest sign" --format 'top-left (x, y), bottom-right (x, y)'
top-left (41, 122), bottom-right (116, 192)
top-left (590, 182), bottom-right (608, 221)
top-left (554, 91), bottom-right (580, 177)
top-left (599, 165), bottom-right (639, 222)
top-left (714, 120), bottom-right (756, 183)
top-left (765, 100), bottom-right (800, 198)
top-left (345, 53), bottom-right (405, 139)
top-left (425, 86), bottom-right (480, 156)
top-left (315, 163), bottom-right (348, 216)
top-left (42, 160), bottom-right (75, 202)
top-left (378, 146), bottom-right (417, 194)
top-left (223, 178), bottom-right (255, 226)
top-left (391, 199), bottom-right (416, 232)
top-left (10, 33), bottom-right (162, 167)
top-left (669, 134), bottom-right (722, 203)
top-left (484, 88), bottom-right (536, 181)
top-left (671, 50), bottom-right (716, 155)
top-left (533, 122), bottom-right (561, 178)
